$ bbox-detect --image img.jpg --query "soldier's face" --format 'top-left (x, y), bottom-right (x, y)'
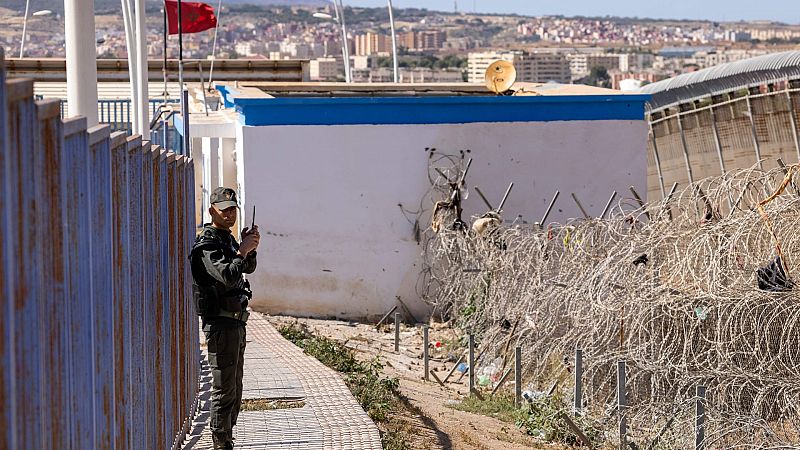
top-left (210, 205), bottom-right (237, 230)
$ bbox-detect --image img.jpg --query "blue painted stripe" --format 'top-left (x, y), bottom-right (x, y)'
top-left (215, 85), bottom-right (650, 125)
top-left (219, 93), bottom-right (650, 126)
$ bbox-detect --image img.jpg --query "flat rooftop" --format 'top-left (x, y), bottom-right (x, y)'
top-left (221, 81), bottom-right (637, 98)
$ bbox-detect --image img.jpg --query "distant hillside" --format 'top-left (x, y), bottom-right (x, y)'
top-left (3, 0), bottom-right (324, 14)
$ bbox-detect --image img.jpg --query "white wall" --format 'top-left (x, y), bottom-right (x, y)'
top-left (239, 120), bottom-right (647, 320)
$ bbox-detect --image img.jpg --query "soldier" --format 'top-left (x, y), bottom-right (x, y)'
top-left (190, 187), bottom-right (261, 450)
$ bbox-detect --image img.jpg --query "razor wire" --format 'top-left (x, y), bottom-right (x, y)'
top-left (420, 155), bottom-right (800, 448)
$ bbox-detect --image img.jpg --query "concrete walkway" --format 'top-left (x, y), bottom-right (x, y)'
top-left (183, 312), bottom-right (382, 450)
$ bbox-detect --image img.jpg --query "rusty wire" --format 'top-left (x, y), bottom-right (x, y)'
top-left (421, 158), bottom-right (800, 448)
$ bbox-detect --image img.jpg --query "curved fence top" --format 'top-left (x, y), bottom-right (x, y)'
top-left (641, 51), bottom-right (800, 111)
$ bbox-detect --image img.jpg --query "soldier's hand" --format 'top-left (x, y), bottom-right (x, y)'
top-left (239, 227), bottom-right (260, 256)
top-left (247, 226), bottom-right (260, 251)
top-left (250, 225), bottom-right (261, 242)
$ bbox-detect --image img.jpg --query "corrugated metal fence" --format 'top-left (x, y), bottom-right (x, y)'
top-left (0, 50), bottom-right (200, 449)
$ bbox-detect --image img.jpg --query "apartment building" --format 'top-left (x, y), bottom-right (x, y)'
top-left (568, 53), bottom-right (630, 79)
top-left (310, 57), bottom-right (341, 81)
top-left (398, 30), bottom-right (447, 51)
top-left (355, 30), bottom-right (447, 55)
top-left (468, 51), bottom-right (571, 84)
top-left (355, 32), bottom-right (391, 56)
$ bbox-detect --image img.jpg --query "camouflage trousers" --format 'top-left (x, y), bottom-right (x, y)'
top-left (205, 324), bottom-right (246, 443)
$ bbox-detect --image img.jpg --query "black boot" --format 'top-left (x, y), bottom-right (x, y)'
top-left (212, 431), bottom-right (231, 450)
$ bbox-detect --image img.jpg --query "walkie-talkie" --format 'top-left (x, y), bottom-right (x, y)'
top-left (251, 205), bottom-right (256, 231)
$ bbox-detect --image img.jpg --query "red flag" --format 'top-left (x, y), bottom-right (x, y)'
top-left (165, 0), bottom-right (217, 35)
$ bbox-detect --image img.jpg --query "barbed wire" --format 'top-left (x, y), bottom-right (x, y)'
top-left (421, 156), bottom-right (800, 447)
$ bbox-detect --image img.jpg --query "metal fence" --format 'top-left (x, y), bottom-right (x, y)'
top-left (646, 80), bottom-right (800, 202)
top-left (1, 49), bottom-right (199, 449)
top-left (38, 96), bottom-right (183, 153)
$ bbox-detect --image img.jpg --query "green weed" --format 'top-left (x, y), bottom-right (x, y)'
top-left (278, 323), bottom-right (409, 450)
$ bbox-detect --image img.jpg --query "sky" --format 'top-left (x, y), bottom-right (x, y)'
top-left (344, 0), bottom-right (800, 24)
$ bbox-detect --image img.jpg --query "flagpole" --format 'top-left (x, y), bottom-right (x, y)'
top-left (163, 6), bottom-right (168, 101)
top-left (134, 0), bottom-right (149, 139)
top-left (121, 0), bottom-right (140, 135)
top-left (162, 5), bottom-right (169, 149)
top-left (177, 0), bottom-right (190, 154)
top-left (208, 0), bottom-right (223, 87)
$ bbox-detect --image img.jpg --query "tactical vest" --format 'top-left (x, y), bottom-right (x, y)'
top-left (189, 227), bottom-right (252, 317)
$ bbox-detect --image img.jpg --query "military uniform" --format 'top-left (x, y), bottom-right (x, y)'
top-left (190, 188), bottom-right (258, 450)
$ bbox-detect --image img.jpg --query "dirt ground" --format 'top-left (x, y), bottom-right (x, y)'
top-left (266, 315), bottom-right (568, 450)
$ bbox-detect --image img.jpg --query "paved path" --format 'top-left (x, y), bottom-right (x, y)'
top-left (183, 312), bottom-right (382, 450)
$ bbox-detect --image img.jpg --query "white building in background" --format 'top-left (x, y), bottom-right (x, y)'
top-left (468, 51), bottom-right (526, 83)
top-left (468, 51), bottom-right (571, 84)
top-left (280, 42), bottom-right (311, 59)
top-left (235, 42), bottom-right (262, 57)
top-left (353, 55), bottom-right (380, 70)
top-left (568, 53), bottom-right (630, 79)
top-left (310, 58), bottom-right (341, 81)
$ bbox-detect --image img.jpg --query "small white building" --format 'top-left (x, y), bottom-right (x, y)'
top-left (310, 58), bottom-right (341, 81)
top-left (187, 83), bottom-right (650, 320)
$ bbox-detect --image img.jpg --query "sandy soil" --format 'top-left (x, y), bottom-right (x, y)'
top-left (266, 314), bottom-right (567, 450)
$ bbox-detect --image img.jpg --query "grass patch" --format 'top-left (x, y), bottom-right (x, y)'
top-left (279, 322), bottom-right (409, 450)
top-left (452, 393), bottom-right (520, 423)
top-left (450, 392), bottom-right (602, 446)
top-left (240, 399), bottom-right (305, 411)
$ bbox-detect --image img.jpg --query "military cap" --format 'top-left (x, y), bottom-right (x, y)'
top-left (210, 187), bottom-right (239, 210)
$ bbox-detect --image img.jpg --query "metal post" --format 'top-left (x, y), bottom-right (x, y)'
top-left (393, 312), bottom-right (401, 352)
top-left (163, 6), bottom-right (169, 101)
top-left (618, 361), bottom-right (627, 450)
top-left (178, 0), bottom-right (188, 153)
top-left (745, 92), bottom-right (763, 169)
top-left (696, 385), bottom-right (706, 450)
top-left (64, 0), bottom-right (99, 125)
top-left (600, 191), bottom-right (617, 219)
top-left (497, 182), bottom-right (514, 212)
top-left (468, 334), bottom-right (475, 394)
top-left (675, 110), bottom-right (695, 185)
top-left (574, 349), bottom-right (583, 416)
top-left (181, 89), bottom-right (190, 155)
top-left (422, 325), bottom-right (429, 381)
top-left (785, 88), bottom-right (800, 163)
top-left (20, 0), bottom-right (31, 58)
top-left (571, 193), bottom-right (590, 219)
top-left (649, 122), bottom-right (667, 199)
top-left (514, 346), bottom-right (522, 407)
top-left (387, 0), bottom-right (399, 83)
top-left (709, 103), bottom-right (727, 174)
top-left (134, 0), bottom-right (149, 138)
top-left (121, 0), bottom-right (139, 134)
top-left (442, 354), bottom-right (465, 384)
top-left (334, 0), bottom-right (351, 83)
top-left (374, 305), bottom-right (398, 329)
top-left (540, 191), bottom-right (560, 225)
top-left (208, 0), bottom-right (223, 86)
